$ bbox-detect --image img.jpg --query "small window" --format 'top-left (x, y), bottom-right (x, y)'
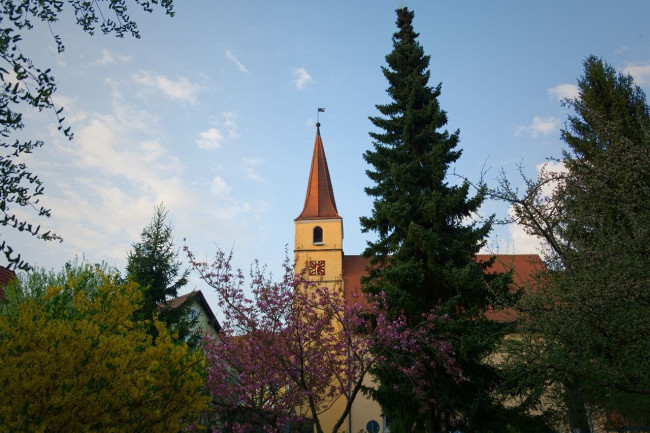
top-left (313, 226), bottom-right (323, 244)
top-left (188, 307), bottom-right (198, 321)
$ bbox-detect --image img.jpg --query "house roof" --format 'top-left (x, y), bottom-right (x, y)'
top-left (341, 254), bottom-right (545, 322)
top-left (476, 254), bottom-right (546, 322)
top-left (0, 266), bottom-right (16, 300)
top-left (475, 254), bottom-right (545, 285)
top-left (295, 123), bottom-right (341, 221)
top-left (342, 255), bottom-right (371, 306)
top-left (166, 290), bottom-right (221, 333)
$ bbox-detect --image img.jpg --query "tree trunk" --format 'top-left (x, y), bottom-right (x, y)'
top-left (564, 380), bottom-right (591, 433)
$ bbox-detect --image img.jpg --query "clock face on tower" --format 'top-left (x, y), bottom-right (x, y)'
top-left (308, 260), bottom-right (325, 276)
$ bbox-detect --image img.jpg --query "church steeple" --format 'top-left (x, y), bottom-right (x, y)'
top-left (294, 122), bottom-right (343, 285)
top-left (296, 122), bottom-right (341, 220)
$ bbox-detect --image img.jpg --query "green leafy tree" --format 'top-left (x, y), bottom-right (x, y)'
top-left (0, 0), bottom-right (174, 270)
top-left (494, 56), bottom-right (650, 431)
top-left (126, 204), bottom-right (197, 343)
top-left (1, 258), bottom-right (116, 313)
top-left (361, 8), bottom-right (546, 433)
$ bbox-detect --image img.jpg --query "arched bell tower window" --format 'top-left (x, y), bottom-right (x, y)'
top-left (313, 226), bottom-right (323, 245)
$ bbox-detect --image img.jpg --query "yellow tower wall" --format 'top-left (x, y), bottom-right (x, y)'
top-left (294, 218), bottom-right (344, 284)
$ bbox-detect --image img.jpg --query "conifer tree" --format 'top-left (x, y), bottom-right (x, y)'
top-left (361, 8), bottom-right (544, 432)
top-left (126, 204), bottom-right (196, 343)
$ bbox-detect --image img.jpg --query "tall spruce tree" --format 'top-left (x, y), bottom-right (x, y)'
top-left (126, 204), bottom-right (196, 343)
top-left (361, 8), bottom-right (544, 432)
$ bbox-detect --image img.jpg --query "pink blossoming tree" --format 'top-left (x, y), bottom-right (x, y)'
top-left (186, 248), bottom-right (459, 433)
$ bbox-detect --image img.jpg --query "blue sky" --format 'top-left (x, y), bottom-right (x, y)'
top-left (5, 1), bottom-right (650, 300)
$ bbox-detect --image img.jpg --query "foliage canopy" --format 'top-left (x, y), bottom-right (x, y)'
top-left (0, 263), bottom-right (209, 433)
top-left (494, 56), bottom-right (650, 430)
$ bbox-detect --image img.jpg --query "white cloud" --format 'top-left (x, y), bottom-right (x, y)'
top-left (196, 113), bottom-right (240, 149)
top-left (73, 117), bottom-right (182, 186)
top-left (536, 160), bottom-right (567, 196)
top-left (93, 48), bottom-right (131, 66)
top-left (486, 160), bottom-right (568, 257)
top-left (515, 115), bottom-right (560, 138)
top-left (221, 112), bottom-right (240, 140)
top-left (292, 67), bottom-right (313, 89)
top-left (243, 158), bottom-right (263, 181)
top-left (50, 94), bottom-right (88, 124)
top-left (36, 109), bottom-right (194, 266)
top-left (196, 128), bottom-right (224, 149)
top-left (133, 71), bottom-right (200, 103)
top-left (548, 84), bottom-right (579, 101)
top-left (623, 63), bottom-right (650, 85)
top-left (211, 176), bottom-right (231, 196)
top-left (27, 91), bottom-right (267, 270)
top-left (506, 161), bottom-right (567, 256)
top-left (94, 49), bottom-right (114, 65)
top-left (504, 208), bottom-right (546, 255)
top-left (226, 50), bottom-right (249, 73)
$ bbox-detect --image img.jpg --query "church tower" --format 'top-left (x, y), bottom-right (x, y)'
top-left (293, 122), bottom-right (386, 433)
top-left (294, 122), bottom-right (343, 285)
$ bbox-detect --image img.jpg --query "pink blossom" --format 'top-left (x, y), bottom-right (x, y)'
top-left (186, 246), bottom-right (459, 433)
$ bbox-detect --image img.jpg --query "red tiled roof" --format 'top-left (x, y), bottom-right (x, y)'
top-left (0, 266), bottom-right (17, 300)
top-left (342, 255), bottom-right (371, 306)
top-left (475, 254), bottom-right (545, 287)
top-left (341, 254), bottom-right (546, 322)
top-left (166, 291), bottom-right (194, 309)
top-left (476, 254), bottom-right (546, 322)
top-left (295, 123), bottom-right (341, 220)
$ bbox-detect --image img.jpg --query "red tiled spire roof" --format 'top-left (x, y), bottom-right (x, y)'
top-left (296, 123), bottom-right (341, 220)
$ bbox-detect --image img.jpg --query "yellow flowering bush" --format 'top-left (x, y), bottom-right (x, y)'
top-left (0, 269), bottom-right (210, 433)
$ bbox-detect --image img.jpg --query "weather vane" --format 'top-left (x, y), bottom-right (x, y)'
top-left (317, 107), bottom-right (325, 123)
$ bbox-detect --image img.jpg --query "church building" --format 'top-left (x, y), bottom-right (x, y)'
top-left (293, 123), bottom-right (545, 433)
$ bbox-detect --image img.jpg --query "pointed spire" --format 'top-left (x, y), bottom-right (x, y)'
top-left (296, 123), bottom-right (341, 220)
